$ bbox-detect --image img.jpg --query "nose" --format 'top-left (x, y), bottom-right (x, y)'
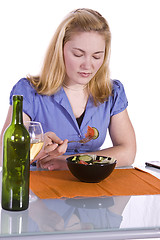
top-left (80, 57), bottom-right (93, 70)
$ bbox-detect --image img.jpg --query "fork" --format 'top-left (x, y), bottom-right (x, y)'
top-left (68, 136), bottom-right (93, 144)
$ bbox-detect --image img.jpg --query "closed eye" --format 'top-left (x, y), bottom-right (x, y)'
top-left (93, 54), bottom-right (104, 60)
top-left (93, 56), bottom-right (101, 60)
top-left (93, 52), bottom-right (104, 60)
top-left (74, 53), bottom-right (83, 57)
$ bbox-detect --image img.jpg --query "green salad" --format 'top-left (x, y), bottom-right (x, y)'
top-left (70, 155), bottom-right (116, 165)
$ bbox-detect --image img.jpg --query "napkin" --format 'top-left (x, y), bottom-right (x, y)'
top-left (30, 168), bottom-right (160, 199)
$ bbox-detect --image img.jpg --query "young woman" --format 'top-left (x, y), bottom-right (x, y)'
top-left (0, 8), bottom-right (136, 170)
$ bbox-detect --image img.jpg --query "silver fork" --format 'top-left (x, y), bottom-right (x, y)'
top-left (68, 136), bottom-right (93, 144)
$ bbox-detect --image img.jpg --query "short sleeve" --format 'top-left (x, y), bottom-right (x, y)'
top-left (10, 78), bottom-right (36, 120)
top-left (110, 80), bottom-right (128, 116)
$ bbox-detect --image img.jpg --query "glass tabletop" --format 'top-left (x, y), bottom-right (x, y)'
top-left (1, 166), bottom-right (160, 239)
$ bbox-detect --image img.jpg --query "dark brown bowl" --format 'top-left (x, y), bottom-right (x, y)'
top-left (66, 155), bottom-right (116, 183)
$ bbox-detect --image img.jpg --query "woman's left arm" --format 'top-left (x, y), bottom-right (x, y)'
top-left (37, 109), bottom-right (136, 170)
top-left (91, 109), bottom-right (136, 167)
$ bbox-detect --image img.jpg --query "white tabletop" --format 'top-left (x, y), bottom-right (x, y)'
top-left (1, 165), bottom-right (160, 240)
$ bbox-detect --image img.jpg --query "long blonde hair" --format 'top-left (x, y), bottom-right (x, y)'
top-left (27, 8), bottom-right (112, 105)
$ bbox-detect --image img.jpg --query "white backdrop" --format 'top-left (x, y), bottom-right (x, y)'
top-left (0, 0), bottom-right (160, 166)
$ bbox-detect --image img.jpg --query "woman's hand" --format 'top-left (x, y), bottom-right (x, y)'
top-left (37, 155), bottom-right (69, 170)
top-left (34, 132), bottom-right (68, 170)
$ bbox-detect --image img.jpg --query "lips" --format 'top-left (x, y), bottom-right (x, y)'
top-left (78, 72), bottom-right (91, 78)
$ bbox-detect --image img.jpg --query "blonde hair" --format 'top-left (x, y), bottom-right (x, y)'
top-left (27, 8), bottom-right (112, 105)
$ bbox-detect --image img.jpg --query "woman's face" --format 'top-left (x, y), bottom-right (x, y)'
top-left (63, 31), bottom-right (105, 86)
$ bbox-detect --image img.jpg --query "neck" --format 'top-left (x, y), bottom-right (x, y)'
top-left (63, 83), bottom-right (87, 91)
top-left (12, 96), bottom-right (23, 125)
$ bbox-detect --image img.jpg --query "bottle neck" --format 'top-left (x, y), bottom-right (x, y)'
top-left (11, 95), bottom-right (23, 125)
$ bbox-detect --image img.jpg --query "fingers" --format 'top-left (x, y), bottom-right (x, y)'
top-left (43, 143), bottom-right (59, 155)
top-left (44, 132), bottom-right (63, 146)
top-left (45, 139), bottom-right (68, 156)
top-left (33, 131), bottom-right (69, 169)
top-left (37, 155), bottom-right (55, 169)
top-left (37, 155), bottom-right (68, 171)
top-left (34, 133), bottom-right (68, 161)
top-left (36, 139), bottom-right (68, 170)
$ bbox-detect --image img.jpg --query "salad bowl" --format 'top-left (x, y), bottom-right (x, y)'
top-left (66, 155), bottom-right (116, 183)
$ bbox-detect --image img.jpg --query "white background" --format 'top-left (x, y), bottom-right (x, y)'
top-left (0, 0), bottom-right (160, 166)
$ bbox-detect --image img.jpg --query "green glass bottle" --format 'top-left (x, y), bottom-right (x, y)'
top-left (2, 95), bottom-right (30, 211)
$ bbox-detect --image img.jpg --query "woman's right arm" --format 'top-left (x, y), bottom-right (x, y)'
top-left (0, 106), bottom-right (31, 166)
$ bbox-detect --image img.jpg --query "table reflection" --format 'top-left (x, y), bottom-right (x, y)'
top-left (0, 196), bottom-right (130, 235)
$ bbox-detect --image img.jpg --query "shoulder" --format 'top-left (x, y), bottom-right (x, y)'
top-left (112, 79), bottom-right (125, 93)
top-left (10, 78), bottom-right (37, 104)
top-left (110, 79), bottom-right (128, 116)
top-left (12, 78), bottom-right (35, 92)
top-left (111, 79), bottom-right (127, 100)
top-left (10, 78), bottom-right (40, 120)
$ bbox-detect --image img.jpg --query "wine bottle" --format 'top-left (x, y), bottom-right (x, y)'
top-left (2, 95), bottom-right (30, 211)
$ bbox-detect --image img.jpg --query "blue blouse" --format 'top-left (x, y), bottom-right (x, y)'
top-left (10, 78), bottom-right (128, 155)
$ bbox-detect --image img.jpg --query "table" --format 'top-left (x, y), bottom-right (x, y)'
top-left (1, 165), bottom-right (160, 240)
